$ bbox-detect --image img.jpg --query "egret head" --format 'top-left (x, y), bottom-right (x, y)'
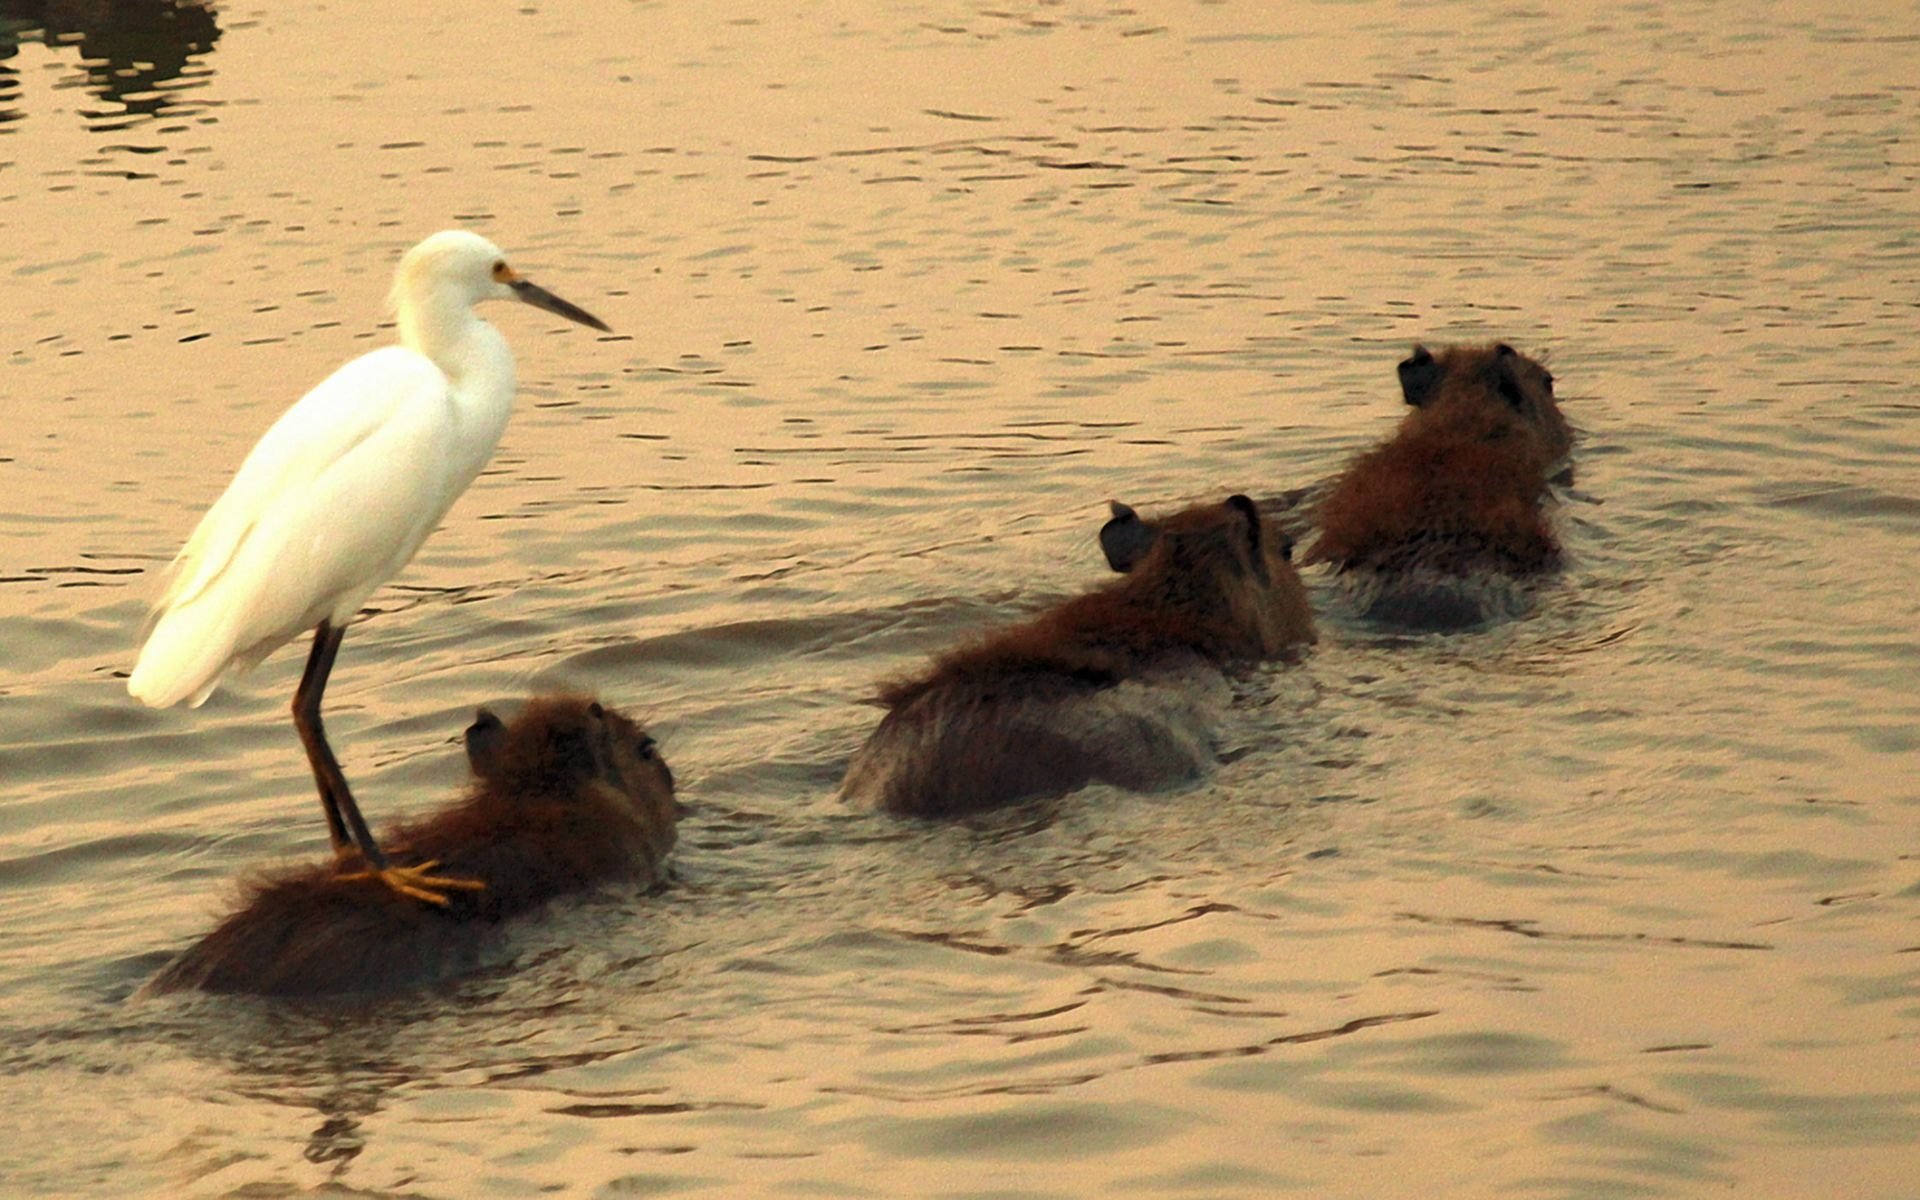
top-left (392, 230), bottom-right (611, 333)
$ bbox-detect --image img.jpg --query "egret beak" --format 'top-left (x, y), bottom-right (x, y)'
top-left (509, 278), bottom-right (611, 333)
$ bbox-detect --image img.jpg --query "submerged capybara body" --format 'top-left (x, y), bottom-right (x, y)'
top-left (1307, 342), bottom-right (1571, 627)
top-left (142, 696), bottom-right (678, 999)
top-left (843, 495), bottom-right (1315, 817)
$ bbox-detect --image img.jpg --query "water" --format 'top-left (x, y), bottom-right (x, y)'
top-left (3, 0), bottom-right (1917, 1195)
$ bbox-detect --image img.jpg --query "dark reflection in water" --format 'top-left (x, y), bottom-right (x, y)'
top-left (0, 0), bottom-right (219, 130)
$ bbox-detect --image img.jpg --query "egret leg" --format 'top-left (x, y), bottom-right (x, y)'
top-left (291, 621), bottom-right (484, 907)
top-left (293, 621), bottom-right (363, 854)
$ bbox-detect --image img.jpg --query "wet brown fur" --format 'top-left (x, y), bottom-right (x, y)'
top-left (142, 696), bottom-right (677, 999)
top-left (1309, 342), bottom-right (1570, 577)
top-left (846, 496), bottom-right (1315, 817)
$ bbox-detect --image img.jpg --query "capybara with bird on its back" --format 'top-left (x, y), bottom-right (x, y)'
top-left (140, 695), bottom-right (679, 999)
top-left (1306, 342), bottom-right (1572, 628)
top-left (842, 494), bottom-right (1315, 818)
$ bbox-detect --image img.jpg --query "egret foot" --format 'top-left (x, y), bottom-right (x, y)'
top-left (338, 860), bottom-right (487, 907)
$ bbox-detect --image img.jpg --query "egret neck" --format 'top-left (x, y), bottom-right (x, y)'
top-left (394, 275), bottom-right (518, 475)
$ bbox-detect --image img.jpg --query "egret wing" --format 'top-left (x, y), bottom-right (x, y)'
top-left (240, 377), bottom-right (468, 635)
top-left (130, 348), bottom-right (453, 707)
top-left (156, 347), bottom-right (447, 615)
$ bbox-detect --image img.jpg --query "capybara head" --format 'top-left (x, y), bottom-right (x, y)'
top-left (1099, 494), bottom-right (1316, 655)
top-left (465, 696), bottom-right (679, 836)
top-left (1397, 342), bottom-right (1570, 462)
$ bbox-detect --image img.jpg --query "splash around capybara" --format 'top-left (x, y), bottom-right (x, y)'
top-left (139, 696), bottom-right (678, 999)
top-left (842, 494), bottom-right (1315, 818)
top-left (1306, 342), bottom-right (1572, 627)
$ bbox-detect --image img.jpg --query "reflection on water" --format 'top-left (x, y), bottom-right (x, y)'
top-left (0, 0), bottom-right (219, 132)
top-left (1, 0), bottom-right (1919, 1196)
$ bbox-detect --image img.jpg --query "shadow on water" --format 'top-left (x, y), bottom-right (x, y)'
top-left (0, 0), bottom-right (220, 130)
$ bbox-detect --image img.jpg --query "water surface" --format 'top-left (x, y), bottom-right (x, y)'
top-left (2, 1), bottom-right (1917, 1196)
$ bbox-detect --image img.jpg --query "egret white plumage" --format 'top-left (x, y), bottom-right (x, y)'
top-left (129, 230), bottom-right (610, 904)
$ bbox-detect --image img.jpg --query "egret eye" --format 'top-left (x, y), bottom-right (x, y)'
top-left (491, 260), bottom-right (509, 281)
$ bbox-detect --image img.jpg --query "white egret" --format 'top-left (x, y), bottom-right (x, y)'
top-left (128, 230), bottom-right (611, 904)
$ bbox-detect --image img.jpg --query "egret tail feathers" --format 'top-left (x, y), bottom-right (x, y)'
top-left (128, 603), bottom-right (245, 709)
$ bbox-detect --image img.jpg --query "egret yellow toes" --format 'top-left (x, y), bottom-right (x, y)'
top-left (339, 860), bottom-right (488, 907)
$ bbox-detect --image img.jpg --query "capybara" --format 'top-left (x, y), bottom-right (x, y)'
top-left (1306, 342), bottom-right (1571, 627)
top-left (843, 495), bottom-right (1315, 817)
top-left (140, 696), bottom-right (678, 998)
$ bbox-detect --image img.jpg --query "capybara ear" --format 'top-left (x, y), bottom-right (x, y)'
top-left (1398, 345), bottom-right (1442, 407)
top-left (1225, 494), bottom-right (1262, 545)
top-left (1224, 494), bottom-right (1271, 581)
top-left (1100, 500), bottom-right (1159, 573)
top-left (465, 708), bottom-right (507, 778)
top-left (1492, 343), bottom-right (1528, 411)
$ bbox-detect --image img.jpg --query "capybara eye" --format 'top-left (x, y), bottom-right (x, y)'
top-left (588, 701), bottom-right (604, 719)
top-left (1279, 536), bottom-right (1295, 563)
top-left (635, 735), bottom-right (656, 760)
top-left (1542, 371), bottom-right (1555, 394)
